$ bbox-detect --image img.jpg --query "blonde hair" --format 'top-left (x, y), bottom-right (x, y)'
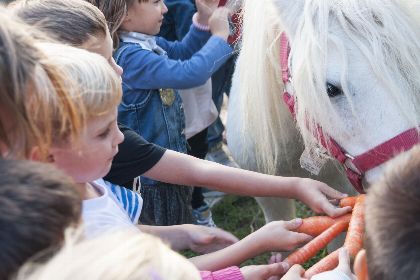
top-left (14, 0), bottom-right (108, 47)
top-left (16, 230), bottom-right (201, 280)
top-left (0, 8), bottom-right (81, 159)
top-left (36, 43), bottom-right (122, 139)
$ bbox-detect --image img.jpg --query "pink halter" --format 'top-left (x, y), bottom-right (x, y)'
top-left (280, 33), bottom-right (419, 193)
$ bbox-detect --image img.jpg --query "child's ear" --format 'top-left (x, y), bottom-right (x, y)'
top-left (122, 6), bottom-right (133, 24)
top-left (29, 146), bottom-right (42, 161)
top-left (354, 249), bottom-right (369, 280)
top-left (29, 146), bottom-right (55, 163)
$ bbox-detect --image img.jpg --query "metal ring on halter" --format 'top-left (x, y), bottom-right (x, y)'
top-left (343, 153), bottom-right (362, 176)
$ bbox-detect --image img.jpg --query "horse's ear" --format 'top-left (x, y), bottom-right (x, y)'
top-left (272, 0), bottom-right (305, 40)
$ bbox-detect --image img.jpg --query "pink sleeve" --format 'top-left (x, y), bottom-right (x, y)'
top-left (200, 266), bottom-right (244, 280)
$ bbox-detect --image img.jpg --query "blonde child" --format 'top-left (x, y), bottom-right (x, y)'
top-left (36, 42), bottom-right (298, 274)
top-left (16, 230), bottom-right (202, 280)
top-left (15, 229), bottom-right (292, 280)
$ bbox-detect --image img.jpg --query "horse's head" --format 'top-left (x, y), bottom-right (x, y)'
top-left (274, 0), bottom-right (420, 183)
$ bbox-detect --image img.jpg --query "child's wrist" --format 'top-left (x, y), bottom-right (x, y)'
top-left (287, 177), bottom-right (305, 199)
top-left (193, 12), bottom-right (210, 31)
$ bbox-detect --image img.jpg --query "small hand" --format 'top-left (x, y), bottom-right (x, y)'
top-left (251, 219), bottom-right (313, 253)
top-left (311, 248), bottom-right (356, 280)
top-left (195, 0), bottom-right (219, 25)
top-left (208, 7), bottom-right (230, 40)
top-left (241, 262), bottom-right (290, 280)
top-left (184, 224), bottom-right (239, 254)
top-left (295, 178), bottom-right (352, 217)
top-left (336, 248), bottom-right (355, 278)
top-left (280, 264), bottom-right (307, 280)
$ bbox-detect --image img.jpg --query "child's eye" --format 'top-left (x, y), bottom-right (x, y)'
top-left (98, 128), bottom-right (111, 138)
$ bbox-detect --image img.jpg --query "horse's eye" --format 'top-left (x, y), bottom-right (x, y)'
top-left (326, 83), bottom-right (343, 98)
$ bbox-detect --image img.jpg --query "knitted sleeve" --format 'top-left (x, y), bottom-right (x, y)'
top-left (200, 266), bottom-right (244, 280)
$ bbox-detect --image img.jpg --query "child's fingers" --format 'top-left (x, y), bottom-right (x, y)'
top-left (322, 203), bottom-right (352, 218)
top-left (320, 185), bottom-right (348, 199)
top-left (283, 218), bottom-right (303, 230)
top-left (282, 264), bottom-right (306, 279)
top-left (266, 262), bottom-right (290, 276)
top-left (337, 248), bottom-right (352, 275)
top-left (294, 232), bottom-right (313, 244)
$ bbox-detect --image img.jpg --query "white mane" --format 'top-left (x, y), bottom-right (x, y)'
top-left (235, 0), bottom-right (420, 174)
top-left (231, 0), bottom-right (290, 174)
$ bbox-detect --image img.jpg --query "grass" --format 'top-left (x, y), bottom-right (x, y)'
top-left (183, 195), bottom-right (327, 268)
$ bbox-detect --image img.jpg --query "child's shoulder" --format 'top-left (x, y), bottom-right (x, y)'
top-left (103, 180), bottom-right (143, 223)
top-left (114, 41), bottom-right (159, 64)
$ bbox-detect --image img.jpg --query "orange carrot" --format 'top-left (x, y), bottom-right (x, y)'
top-left (285, 220), bottom-right (349, 266)
top-left (339, 196), bottom-right (357, 208)
top-left (295, 214), bottom-right (351, 236)
top-left (304, 195), bottom-right (366, 278)
top-left (304, 248), bottom-right (340, 279)
top-left (344, 194), bottom-right (366, 257)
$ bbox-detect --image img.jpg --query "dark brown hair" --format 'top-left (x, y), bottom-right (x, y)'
top-left (86, 0), bottom-right (147, 48)
top-left (0, 159), bottom-right (81, 279)
top-left (365, 145), bottom-right (420, 280)
top-left (15, 0), bottom-right (108, 46)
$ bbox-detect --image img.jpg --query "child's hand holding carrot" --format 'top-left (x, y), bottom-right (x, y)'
top-left (242, 219), bottom-right (313, 254)
top-left (293, 178), bottom-right (352, 218)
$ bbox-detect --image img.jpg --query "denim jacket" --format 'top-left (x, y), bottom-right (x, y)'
top-left (114, 25), bottom-right (232, 186)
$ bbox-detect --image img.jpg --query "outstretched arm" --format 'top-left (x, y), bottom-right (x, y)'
top-left (189, 219), bottom-right (312, 271)
top-left (144, 150), bottom-right (351, 217)
top-left (138, 224), bottom-right (238, 254)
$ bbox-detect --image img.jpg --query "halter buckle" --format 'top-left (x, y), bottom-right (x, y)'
top-left (343, 153), bottom-right (362, 176)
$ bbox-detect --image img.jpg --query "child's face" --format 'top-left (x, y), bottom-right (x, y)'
top-left (121, 0), bottom-right (168, 35)
top-left (49, 108), bottom-right (124, 183)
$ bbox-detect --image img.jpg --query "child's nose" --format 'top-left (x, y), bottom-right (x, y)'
top-left (114, 128), bottom-right (124, 146)
top-left (161, 2), bottom-right (168, 14)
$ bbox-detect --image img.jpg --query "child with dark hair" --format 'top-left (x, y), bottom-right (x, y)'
top-left (0, 159), bottom-right (81, 280)
top-left (359, 145), bottom-right (420, 280)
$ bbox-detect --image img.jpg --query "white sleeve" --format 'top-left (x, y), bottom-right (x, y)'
top-left (311, 270), bottom-right (353, 280)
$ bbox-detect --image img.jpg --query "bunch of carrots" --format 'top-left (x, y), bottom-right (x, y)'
top-left (286, 195), bottom-right (365, 279)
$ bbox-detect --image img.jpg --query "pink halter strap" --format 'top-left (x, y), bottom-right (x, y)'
top-left (279, 32), bottom-right (419, 193)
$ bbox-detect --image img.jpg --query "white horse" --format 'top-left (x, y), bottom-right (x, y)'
top-left (227, 0), bottom-right (420, 222)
